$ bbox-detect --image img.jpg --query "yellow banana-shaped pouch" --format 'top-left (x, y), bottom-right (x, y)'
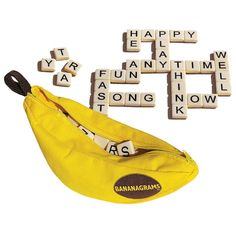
top-left (4, 70), bottom-right (198, 203)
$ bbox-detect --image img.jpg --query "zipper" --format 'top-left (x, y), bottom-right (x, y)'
top-left (28, 90), bottom-right (180, 154)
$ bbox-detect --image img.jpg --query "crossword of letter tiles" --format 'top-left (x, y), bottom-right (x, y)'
top-left (90, 29), bottom-right (231, 119)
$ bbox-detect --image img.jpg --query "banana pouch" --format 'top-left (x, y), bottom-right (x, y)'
top-left (4, 71), bottom-right (198, 204)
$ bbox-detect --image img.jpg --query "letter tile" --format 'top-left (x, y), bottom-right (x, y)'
top-left (125, 92), bottom-right (141, 107)
top-left (140, 93), bottom-right (156, 107)
top-left (170, 70), bottom-right (186, 82)
top-left (126, 60), bottom-right (141, 70)
top-left (55, 72), bottom-right (72, 87)
top-left (53, 47), bottom-right (69, 61)
top-left (215, 60), bottom-right (229, 71)
top-left (184, 31), bottom-right (198, 43)
top-left (200, 61), bottom-right (215, 73)
top-left (171, 81), bottom-right (186, 93)
top-left (126, 38), bottom-right (141, 52)
top-left (106, 141), bottom-right (118, 155)
top-left (169, 30), bottom-right (185, 42)
top-left (141, 60), bottom-right (156, 73)
top-left (94, 135), bottom-right (109, 149)
top-left (110, 70), bottom-right (126, 83)
top-left (94, 80), bottom-right (110, 91)
top-left (141, 29), bottom-right (155, 41)
top-left (125, 70), bottom-right (140, 83)
top-left (95, 69), bottom-right (110, 80)
top-left (127, 29), bottom-right (141, 39)
top-left (78, 125), bottom-right (95, 139)
top-left (155, 49), bottom-right (169, 60)
top-left (170, 60), bottom-right (185, 71)
top-left (216, 81), bottom-right (231, 96)
top-left (155, 39), bottom-right (169, 49)
top-left (117, 141), bottom-right (135, 157)
top-left (214, 71), bottom-right (230, 81)
top-left (171, 93), bottom-right (187, 105)
top-left (213, 51), bottom-right (228, 61)
top-left (109, 92), bottom-right (125, 106)
top-left (171, 105), bottom-right (187, 119)
top-left (93, 90), bottom-right (109, 103)
top-left (156, 60), bottom-right (170, 72)
top-left (40, 58), bottom-right (56, 72)
top-left (185, 61), bottom-right (201, 73)
top-left (187, 94), bottom-right (203, 108)
top-left (63, 60), bottom-right (81, 76)
top-left (202, 94), bottom-right (218, 108)
top-left (92, 103), bottom-right (108, 115)
top-left (155, 30), bottom-right (169, 40)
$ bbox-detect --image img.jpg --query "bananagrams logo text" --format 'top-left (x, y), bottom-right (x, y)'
top-left (114, 174), bottom-right (161, 199)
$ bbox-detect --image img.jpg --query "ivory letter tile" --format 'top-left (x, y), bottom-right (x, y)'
top-left (216, 81), bottom-right (231, 96)
top-left (171, 93), bottom-right (187, 105)
top-left (155, 39), bottom-right (169, 49)
top-left (141, 29), bottom-right (155, 41)
top-left (141, 60), bottom-right (156, 73)
top-left (215, 60), bottom-right (229, 71)
top-left (41, 58), bottom-right (55, 72)
top-left (170, 61), bottom-right (185, 71)
top-left (53, 48), bottom-right (69, 61)
top-left (170, 70), bottom-right (186, 82)
top-left (79, 126), bottom-right (94, 139)
top-left (155, 49), bottom-right (169, 60)
top-left (95, 69), bottom-right (110, 80)
top-left (106, 141), bottom-right (118, 155)
top-left (202, 94), bottom-right (218, 108)
top-left (64, 60), bottom-right (81, 76)
top-left (109, 92), bottom-right (125, 106)
top-left (126, 39), bottom-right (141, 52)
top-left (184, 31), bottom-right (198, 43)
top-left (185, 61), bottom-right (200, 74)
top-left (213, 51), bottom-right (228, 61)
top-left (93, 90), bottom-right (109, 103)
top-left (125, 70), bottom-right (140, 84)
top-left (94, 80), bottom-right (110, 91)
top-left (94, 135), bottom-right (109, 149)
top-left (169, 30), bottom-right (185, 42)
top-left (110, 70), bottom-right (126, 83)
top-left (156, 60), bottom-right (170, 72)
top-left (92, 103), bottom-right (108, 115)
top-left (155, 30), bottom-right (169, 40)
top-left (187, 94), bottom-right (203, 108)
top-left (140, 93), bottom-right (155, 107)
top-left (55, 72), bottom-right (72, 87)
top-left (125, 92), bottom-right (141, 107)
top-left (127, 29), bottom-right (141, 39)
top-left (200, 61), bottom-right (215, 73)
top-left (117, 141), bottom-right (135, 157)
top-left (214, 71), bottom-right (230, 81)
top-left (171, 81), bottom-right (186, 93)
top-left (171, 105), bottom-right (187, 119)
top-left (126, 60), bottom-right (141, 70)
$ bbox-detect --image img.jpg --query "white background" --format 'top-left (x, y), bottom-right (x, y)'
top-left (0, 0), bottom-right (235, 235)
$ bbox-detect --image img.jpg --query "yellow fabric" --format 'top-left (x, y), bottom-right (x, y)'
top-left (23, 86), bottom-right (198, 203)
